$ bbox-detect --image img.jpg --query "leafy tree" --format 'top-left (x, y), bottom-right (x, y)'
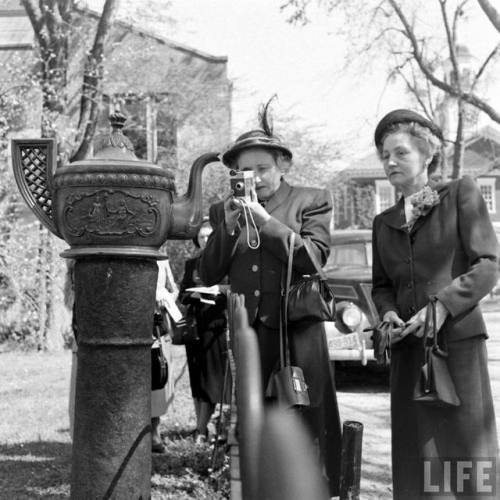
top-left (2, 1), bottom-right (232, 347)
top-left (0, 0), bottom-right (119, 349)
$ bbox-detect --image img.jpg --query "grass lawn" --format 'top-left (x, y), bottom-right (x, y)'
top-left (3, 301), bottom-right (499, 500)
top-left (0, 346), bottom-right (229, 500)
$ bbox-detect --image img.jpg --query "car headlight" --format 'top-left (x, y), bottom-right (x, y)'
top-left (339, 303), bottom-right (363, 332)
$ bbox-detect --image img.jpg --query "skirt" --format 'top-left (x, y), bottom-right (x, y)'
top-left (254, 319), bottom-right (342, 497)
top-left (391, 336), bottom-right (499, 500)
top-left (185, 327), bottom-right (231, 405)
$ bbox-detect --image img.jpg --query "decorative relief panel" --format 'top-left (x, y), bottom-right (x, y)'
top-left (64, 189), bottom-right (160, 237)
top-left (54, 172), bottom-right (175, 190)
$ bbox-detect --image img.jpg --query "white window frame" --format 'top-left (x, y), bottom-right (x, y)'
top-left (374, 179), bottom-right (396, 214)
top-left (477, 177), bottom-right (496, 214)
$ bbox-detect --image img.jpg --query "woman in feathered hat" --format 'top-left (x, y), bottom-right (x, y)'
top-left (199, 98), bottom-right (342, 496)
top-left (372, 108), bottom-right (499, 499)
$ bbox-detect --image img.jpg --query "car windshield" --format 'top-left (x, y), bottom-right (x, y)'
top-left (325, 242), bottom-right (372, 269)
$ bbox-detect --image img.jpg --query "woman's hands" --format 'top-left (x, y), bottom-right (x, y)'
top-left (382, 300), bottom-right (449, 344)
top-left (382, 311), bottom-right (407, 345)
top-left (403, 300), bottom-right (448, 338)
top-left (223, 194), bottom-right (271, 233)
top-left (223, 195), bottom-right (241, 235)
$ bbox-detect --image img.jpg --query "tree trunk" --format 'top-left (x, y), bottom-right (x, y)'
top-left (451, 99), bottom-right (465, 179)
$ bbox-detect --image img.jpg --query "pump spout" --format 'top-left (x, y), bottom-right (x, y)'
top-left (168, 152), bottom-right (220, 239)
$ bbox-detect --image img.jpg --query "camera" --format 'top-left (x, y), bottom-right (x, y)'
top-left (229, 170), bottom-right (256, 203)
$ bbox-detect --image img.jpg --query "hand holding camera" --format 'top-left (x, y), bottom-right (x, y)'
top-left (230, 169), bottom-right (270, 227)
top-left (230, 170), bottom-right (257, 203)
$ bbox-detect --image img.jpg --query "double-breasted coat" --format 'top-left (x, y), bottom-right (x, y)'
top-left (372, 175), bottom-right (500, 500)
top-left (199, 179), bottom-right (341, 495)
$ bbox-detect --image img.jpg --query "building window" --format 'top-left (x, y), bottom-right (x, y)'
top-left (477, 178), bottom-right (496, 214)
top-left (374, 180), bottom-right (396, 214)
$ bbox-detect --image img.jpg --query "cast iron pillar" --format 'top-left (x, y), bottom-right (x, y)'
top-left (71, 257), bottom-right (156, 499)
top-left (11, 113), bottom-right (219, 499)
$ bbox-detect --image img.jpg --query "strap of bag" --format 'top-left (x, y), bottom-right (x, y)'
top-left (279, 231), bottom-right (296, 369)
top-left (281, 233), bottom-right (326, 368)
top-left (423, 296), bottom-right (448, 357)
top-left (302, 237), bottom-right (328, 280)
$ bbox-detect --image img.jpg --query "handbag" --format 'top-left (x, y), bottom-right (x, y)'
top-left (265, 233), bottom-right (311, 408)
top-left (286, 233), bottom-right (336, 324)
top-left (413, 298), bottom-right (461, 408)
top-left (170, 315), bottom-right (199, 345)
top-left (371, 321), bottom-right (391, 366)
top-left (151, 313), bottom-right (168, 391)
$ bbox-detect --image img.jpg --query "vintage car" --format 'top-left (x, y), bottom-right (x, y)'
top-left (323, 229), bottom-right (382, 366)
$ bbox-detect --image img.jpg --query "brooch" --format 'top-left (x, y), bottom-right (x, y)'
top-left (403, 185), bottom-right (440, 230)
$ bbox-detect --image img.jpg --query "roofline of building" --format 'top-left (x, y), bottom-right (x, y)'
top-left (0, 9), bottom-right (26, 16)
top-left (465, 124), bottom-right (500, 147)
top-left (0, 44), bottom-right (33, 50)
top-left (78, 6), bottom-right (228, 64)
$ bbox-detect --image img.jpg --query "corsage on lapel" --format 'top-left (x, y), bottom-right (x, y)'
top-left (403, 185), bottom-right (440, 231)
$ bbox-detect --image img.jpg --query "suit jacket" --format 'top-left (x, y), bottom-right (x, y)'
top-left (372, 175), bottom-right (499, 344)
top-left (199, 180), bottom-right (332, 329)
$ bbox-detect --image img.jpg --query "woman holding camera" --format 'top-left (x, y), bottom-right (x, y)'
top-left (372, 109), bottom-right (499, 499)
top-left (199, 105), bottom-right (341, 497)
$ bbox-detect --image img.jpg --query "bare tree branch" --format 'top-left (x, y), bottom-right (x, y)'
top-left (477, 0), bottom-right (500, 33)
top-left (58, 0), bottom-right (74, 23)
top-left (388, 0), bottom-right (500, 124)
top-left (439, 0), bottom-right (461, 93)
top-left (472, 42), bottom-right (500, 90)
top-left (452, 0), bottom-right (469, 41)
top-left (21, 0), bottom-right (49, 51)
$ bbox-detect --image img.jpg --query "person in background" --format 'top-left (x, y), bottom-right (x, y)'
top-left (179, 219), bottom-right (231, 444)
top-left (372, 108), bottom-right (500, 499)
top-left (151, 257), bottom-right (179, 453)
top-left (64, 259), bottom-right (77, 439)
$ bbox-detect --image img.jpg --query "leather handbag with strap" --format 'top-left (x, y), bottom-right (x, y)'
top-left (151, 313), bottom-right (169, 391)
top-left (265, 232), bottom-right (311, 408)
top-left (286, 233), bottom-right (336, 324)
top-left (413, 298), bottom-right (461, 408)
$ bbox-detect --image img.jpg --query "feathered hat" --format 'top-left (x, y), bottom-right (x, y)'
top-left (221, 96), bottom-right (292, 167)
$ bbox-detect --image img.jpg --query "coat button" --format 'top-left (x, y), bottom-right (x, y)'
top-left (252, 265), bottom-right (259, 272)
top-left (407, 283), bottom-right (413, 289)
top-left (405, 257), bottom-right (412, 264)
top-left (254, 290), bottom-right (260, 297)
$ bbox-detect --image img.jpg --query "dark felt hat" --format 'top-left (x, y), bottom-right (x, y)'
top-left (221, 129), bottom-right (293, 167)
top-left (374, 109), bottom-right (443, 148)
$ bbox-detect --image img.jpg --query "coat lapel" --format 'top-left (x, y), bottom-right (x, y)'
top-left (380, 196), bottom-right (406, 231)
top-left (264, 179), bottom-right (292, 214)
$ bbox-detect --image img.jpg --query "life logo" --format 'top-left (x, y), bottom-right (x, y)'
top-left (422, 458), bottom-right (497, 496)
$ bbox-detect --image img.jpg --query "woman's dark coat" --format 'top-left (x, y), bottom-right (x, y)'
top-left (199, 180), bottom-right (341, 495)
top-left (372, 176), bottom-right (500, 500)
